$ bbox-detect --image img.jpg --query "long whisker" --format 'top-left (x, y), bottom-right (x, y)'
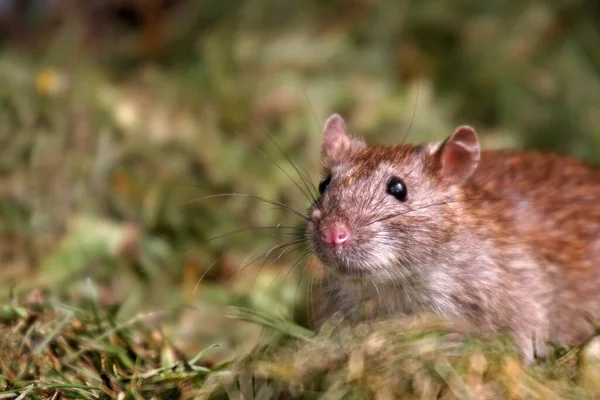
top-left (262, 239), bottom-right (306, 266)
top-left (188, 227), bottom-right (296, 294)
top-left (355, 162), bottom-right (386, 216)
top-left (247, 241), bottom-right (305, 295)
top-left (364, 196), bottom-right (529, 227)
top-left (401, 81), bottom-right (419, 145)
top-left (189, 193), bottom-right (309, 220)
top-left (292, 255), bottom-right (315, 322)
top-left (192, 234), bottom-right (303, 294)
top-left (281, 250), bottom-right (312, 286)
top-left (167, 225), bottom-right (303, 270)
top-left (261, 250), bottom-right (311, 302)
top-left (192, 255), bottom-right (223, 296)
top-left (265, 133), bottom-right (318, 203)
top-left (225, 240), bottom-right (306, 324)
top-left (307, 274), bottom-right (316, 328)
top-left (189, 235), bottom-right (268, 295)
top-left (237, 239), bottom-right (306, 277)
top-left (371, 278), bottom-right (383, 317)
top-left (363, 163), bottom-right (394, 216)
top-left (205, 225), bottom-right (303, 244)
top-left (301, 84), bottom-right (322, 137)
top-left (241, 130), bottom-right (316, 204)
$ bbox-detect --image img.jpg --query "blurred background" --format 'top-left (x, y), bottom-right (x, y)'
top-left (2, 0), bottom-right (600, 366)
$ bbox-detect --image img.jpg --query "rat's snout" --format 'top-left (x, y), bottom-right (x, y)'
top-left (320, 222), bottom-right (350, 247)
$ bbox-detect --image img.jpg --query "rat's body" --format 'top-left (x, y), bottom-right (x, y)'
top-left (306, 114), bottom-right (600, 363)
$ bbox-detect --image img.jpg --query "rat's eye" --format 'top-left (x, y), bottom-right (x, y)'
top-left (387, 177), bottom-right (407, 201)
top-left (318, 175), bottom-right (331, 195)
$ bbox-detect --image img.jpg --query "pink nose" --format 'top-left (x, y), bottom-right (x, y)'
top-left (320, 223), bottom-right (350, 246)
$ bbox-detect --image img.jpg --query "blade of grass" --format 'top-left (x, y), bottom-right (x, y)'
top-left (189, 343), bottom-right (221, 365)
top-left (63, 310), bottom-right (168, 364)
top-left (14, 385), bottom-right (33, 400)
top-left (0, 384), bottom-right (101, 397)
top-left (226, 306), bottom-right (315, 340)
top-left (32, 311), bottom-right (74, 355)
top-left (121, 345), bottom-right (218, 380)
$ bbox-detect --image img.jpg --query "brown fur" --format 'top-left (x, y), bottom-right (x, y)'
top-left (307, 115), bottom-right (600, 363)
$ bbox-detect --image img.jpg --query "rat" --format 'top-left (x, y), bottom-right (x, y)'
top-left (305, 113), bottom-right (600, 363)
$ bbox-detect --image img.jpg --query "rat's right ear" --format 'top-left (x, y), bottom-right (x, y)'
top-left (435, 125), bottom-right (480, 184)
top-left (321, 114), bottom-right (366, 166)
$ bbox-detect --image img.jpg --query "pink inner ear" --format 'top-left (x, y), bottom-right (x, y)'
top-left (322, 114), bottom-right (349, 154)
top-left (439, 126), bottom-right (480, 183)
top-left (321, 114), bottom-right (366, 165)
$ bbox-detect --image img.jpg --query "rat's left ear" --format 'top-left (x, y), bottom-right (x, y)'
top-left (321, 114), bottom-right (366, 167)
top-left (435, 125), bottom-right (480, 184)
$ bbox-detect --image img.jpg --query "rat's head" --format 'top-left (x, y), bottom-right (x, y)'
top-left (306, 114), bottom-right (481, 283)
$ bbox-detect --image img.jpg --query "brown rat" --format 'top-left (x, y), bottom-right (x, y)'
top-left (306, 113), bottom-right (600, 363)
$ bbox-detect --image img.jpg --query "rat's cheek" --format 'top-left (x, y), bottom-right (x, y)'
top-left (305, 222), bottom-right (315, 238)
top-left (310, 208), bottom-right (322, 220)
top-left (306, 223), bottom-right (321, 252)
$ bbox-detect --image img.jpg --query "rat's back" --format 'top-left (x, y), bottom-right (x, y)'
top-left (468, 149), bottom-right (600, 345)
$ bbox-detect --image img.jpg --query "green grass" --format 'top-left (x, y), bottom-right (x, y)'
top-left (3, 1), bottom-right (600, 398)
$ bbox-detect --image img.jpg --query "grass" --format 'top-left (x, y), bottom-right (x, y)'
top-left (0, 290), bottom-right (212, 399)
top-left (3, 1), bottom-right (600, 398)
top-left (1, 297), bottom-right (596, 399)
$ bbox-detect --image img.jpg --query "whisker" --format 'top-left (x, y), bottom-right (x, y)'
top-left (265, 133), bottom-right (318, 203)
top-left (224, 241), bottom-right (306, 325)
top-left (292, 255), bottom-right (315, 323)
top-left (238, 244), bottom-right (268, 276)
top-left (173, 225), bottom-right (302, 294)
top-left (247, 242), bottom-right (305, 297)
top-left (371, 277), bottom-right (382, 307)
top-left (401, 81), bottom-right (420, 145)
top-left (189, 193), bottom-right (309, 220)
top-left (188, 235), bottom-right (268, 296)
top-left (237, 239), bottom-right (304, 275)
top-left (187, 238), bottom-right (303, 299)
top-left (263, 239), bottom-right (306, 265)
top-left (192, 255), bottom-right (223, 296)
top-left (301, 83), bottom-right (322, 138)
top-left (355, 163), bottom-right (385, 216)
top-left (281, 250), bottom-right (312, 287)
top-left (205, 225), bottom-right (304, 244)
top-left (307, 274), bottom-right (316, 328)
top-left (240, 129), bottom-right (317, 204)
top-left (261, 250), bottom-right (311, 303)
top-left (364, 196), bottom-right (529, 227)
top-left (236, 241), bottom-right (306, 290)
top-left (364, 164), bottom-right (394, 215)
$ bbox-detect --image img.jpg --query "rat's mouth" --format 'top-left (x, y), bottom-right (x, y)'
top-left (330, 262), bottom-right (368, 279)
top-left (308, 240), bottom-right (371, 277)
top-left (308, 225), bottom-right (392, 280)
top-left (315, 251), bottom-right (376, 280)
top-left (312, 243), bottom-right (413, 284)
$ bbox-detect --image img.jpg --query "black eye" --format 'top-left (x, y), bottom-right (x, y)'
top-left (319, 175), bottom-right (331, 195)
top-left (387, 177), bottom-right (407, 201)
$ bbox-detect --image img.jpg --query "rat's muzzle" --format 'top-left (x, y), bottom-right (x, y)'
top-left (319, 221), bottom-right (350, 247)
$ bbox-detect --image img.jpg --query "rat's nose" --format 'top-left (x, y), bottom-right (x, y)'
top-left (320, 223), bottom-right (350, 246)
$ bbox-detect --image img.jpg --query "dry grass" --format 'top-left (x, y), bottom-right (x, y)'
top-left (2, 295), bottom-right (597, 399)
